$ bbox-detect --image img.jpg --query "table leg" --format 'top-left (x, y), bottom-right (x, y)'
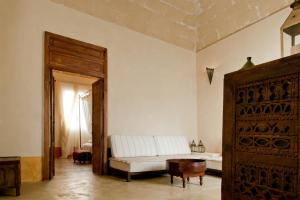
top-left (126, 172), bottom-right (131, 182)
top-left (187, 177), bottom-right (190, 182)
top-left (182, 177), bottom-right (186, 188)
top-left (170, 175), bottom-right (173, 184)
top-left (200, 176), bottom-right (203, 186)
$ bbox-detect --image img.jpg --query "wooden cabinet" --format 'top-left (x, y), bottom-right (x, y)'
top-left (0, 157), bottom-right (21, 196)
top-left (222, 54), bottom-right (300, 200)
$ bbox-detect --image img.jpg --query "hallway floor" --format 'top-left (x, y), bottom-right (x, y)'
top-left (0, 159), bottom-right (221, 200)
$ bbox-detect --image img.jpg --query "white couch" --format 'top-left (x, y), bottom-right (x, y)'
top-left (109, 135), bottom-right (222, 181)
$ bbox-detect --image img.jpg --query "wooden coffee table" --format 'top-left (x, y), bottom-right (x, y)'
top-left (167, 159), bottom-right (206, 188)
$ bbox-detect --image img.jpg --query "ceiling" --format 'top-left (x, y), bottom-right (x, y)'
top-left (50, 0), bottom-right (293, 51)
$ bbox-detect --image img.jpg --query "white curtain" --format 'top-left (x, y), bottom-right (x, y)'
top-left (80, 93), bottom-right (92, 142)
top-left (55, 81), bottom-right (91, 158)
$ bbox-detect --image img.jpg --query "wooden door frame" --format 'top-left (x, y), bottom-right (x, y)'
top-left (43, 32), bottom-right (108, 180)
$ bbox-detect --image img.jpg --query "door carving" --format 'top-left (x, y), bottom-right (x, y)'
top-left (223, 54), bottom-right (300, 200)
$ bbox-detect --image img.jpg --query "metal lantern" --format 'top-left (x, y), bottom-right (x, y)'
top-left (281, 0), bottom-right (300, 57)
top-left (206, 67), bottom-right (214, 84)
top-left (191, 140), bottom-right (197, 152)
top-left (197, 140), bottom-right (205, 153)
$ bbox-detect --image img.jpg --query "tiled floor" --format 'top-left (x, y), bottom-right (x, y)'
top-left (0, 159), bottom-right (221, 200)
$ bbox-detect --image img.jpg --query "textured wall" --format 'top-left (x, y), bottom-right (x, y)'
top-left (0, 0), bottom-right (197, 181)
top-left (196, 8), bottom-right (290, 153)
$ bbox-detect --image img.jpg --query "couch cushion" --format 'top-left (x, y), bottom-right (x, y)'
top-left (166, 153), bottom-right (222, 171)
top-left (109, 156), bottom-right (167, 172)
top-left (110, 135), bottom-right (157, 158)
top-left (154, 154), bottom-right (222, 170)
top-left (109, 153), bottom-right (222, 172)
top-left (154, 135), bottom-right (191, 155)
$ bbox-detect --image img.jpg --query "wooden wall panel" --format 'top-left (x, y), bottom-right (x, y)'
top-left (45, 32), bottom-right (105, 78)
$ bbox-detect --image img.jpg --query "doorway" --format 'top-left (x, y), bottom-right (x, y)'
top-left (52, 70), bottom-right (96, 171)
top-left (43, 32), bottom-right (108, 180)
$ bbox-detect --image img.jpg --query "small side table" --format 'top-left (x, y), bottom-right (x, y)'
top-left (167, 159), bottom-right (206, 188)
top-left (0, 157), bottom-right (21, 196)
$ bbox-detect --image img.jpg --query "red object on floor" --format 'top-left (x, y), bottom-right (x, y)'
top-left (72, 150), bottom-right (92, 164)
top-left (54, 147), bottom-right (62, 159)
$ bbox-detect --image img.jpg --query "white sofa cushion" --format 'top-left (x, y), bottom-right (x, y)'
top-left (154, 135), bottom-right (191, 155)
top-left (159, 154), bottom-right (222, 170)
top-left (110, 135), bottom-right (157, 158)
top-left (172, 153), bottom-right (222, 171)
top-left (110, 156), bottom-right (167, 172)
top-left (190, 152), bottom-right (222, 161)
top-left (109, 153), bottom-right (222, 172)
top-left (206, 160), bottom-right (222, 171)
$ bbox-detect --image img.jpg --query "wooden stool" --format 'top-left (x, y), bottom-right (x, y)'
top-left (73, 150), bottom-right (92, 164)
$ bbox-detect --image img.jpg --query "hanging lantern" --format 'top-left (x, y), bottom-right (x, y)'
top-left (281, 0), bottom-right (300, 57)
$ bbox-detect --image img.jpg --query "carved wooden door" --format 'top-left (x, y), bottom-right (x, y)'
top-left (222, 54), bottom-right (300, 200)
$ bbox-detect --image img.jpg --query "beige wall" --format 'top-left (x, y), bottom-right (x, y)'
top-left (0, 0), bottom-right (197, 179)
top-left (2, 0), bottom-right (290, 180)
top-left (196, 8), bottom-right (290, 153)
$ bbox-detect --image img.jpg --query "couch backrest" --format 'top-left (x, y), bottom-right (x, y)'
top-left (110, 135), bottom-right (157, 158)
top-left (154, 135), bottom-right (191, 155)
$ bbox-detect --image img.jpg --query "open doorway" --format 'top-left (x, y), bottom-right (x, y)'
top-left (44, 32), bottom-right (108, 180)
top-left (53, 70), bottom-right (97, 170)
